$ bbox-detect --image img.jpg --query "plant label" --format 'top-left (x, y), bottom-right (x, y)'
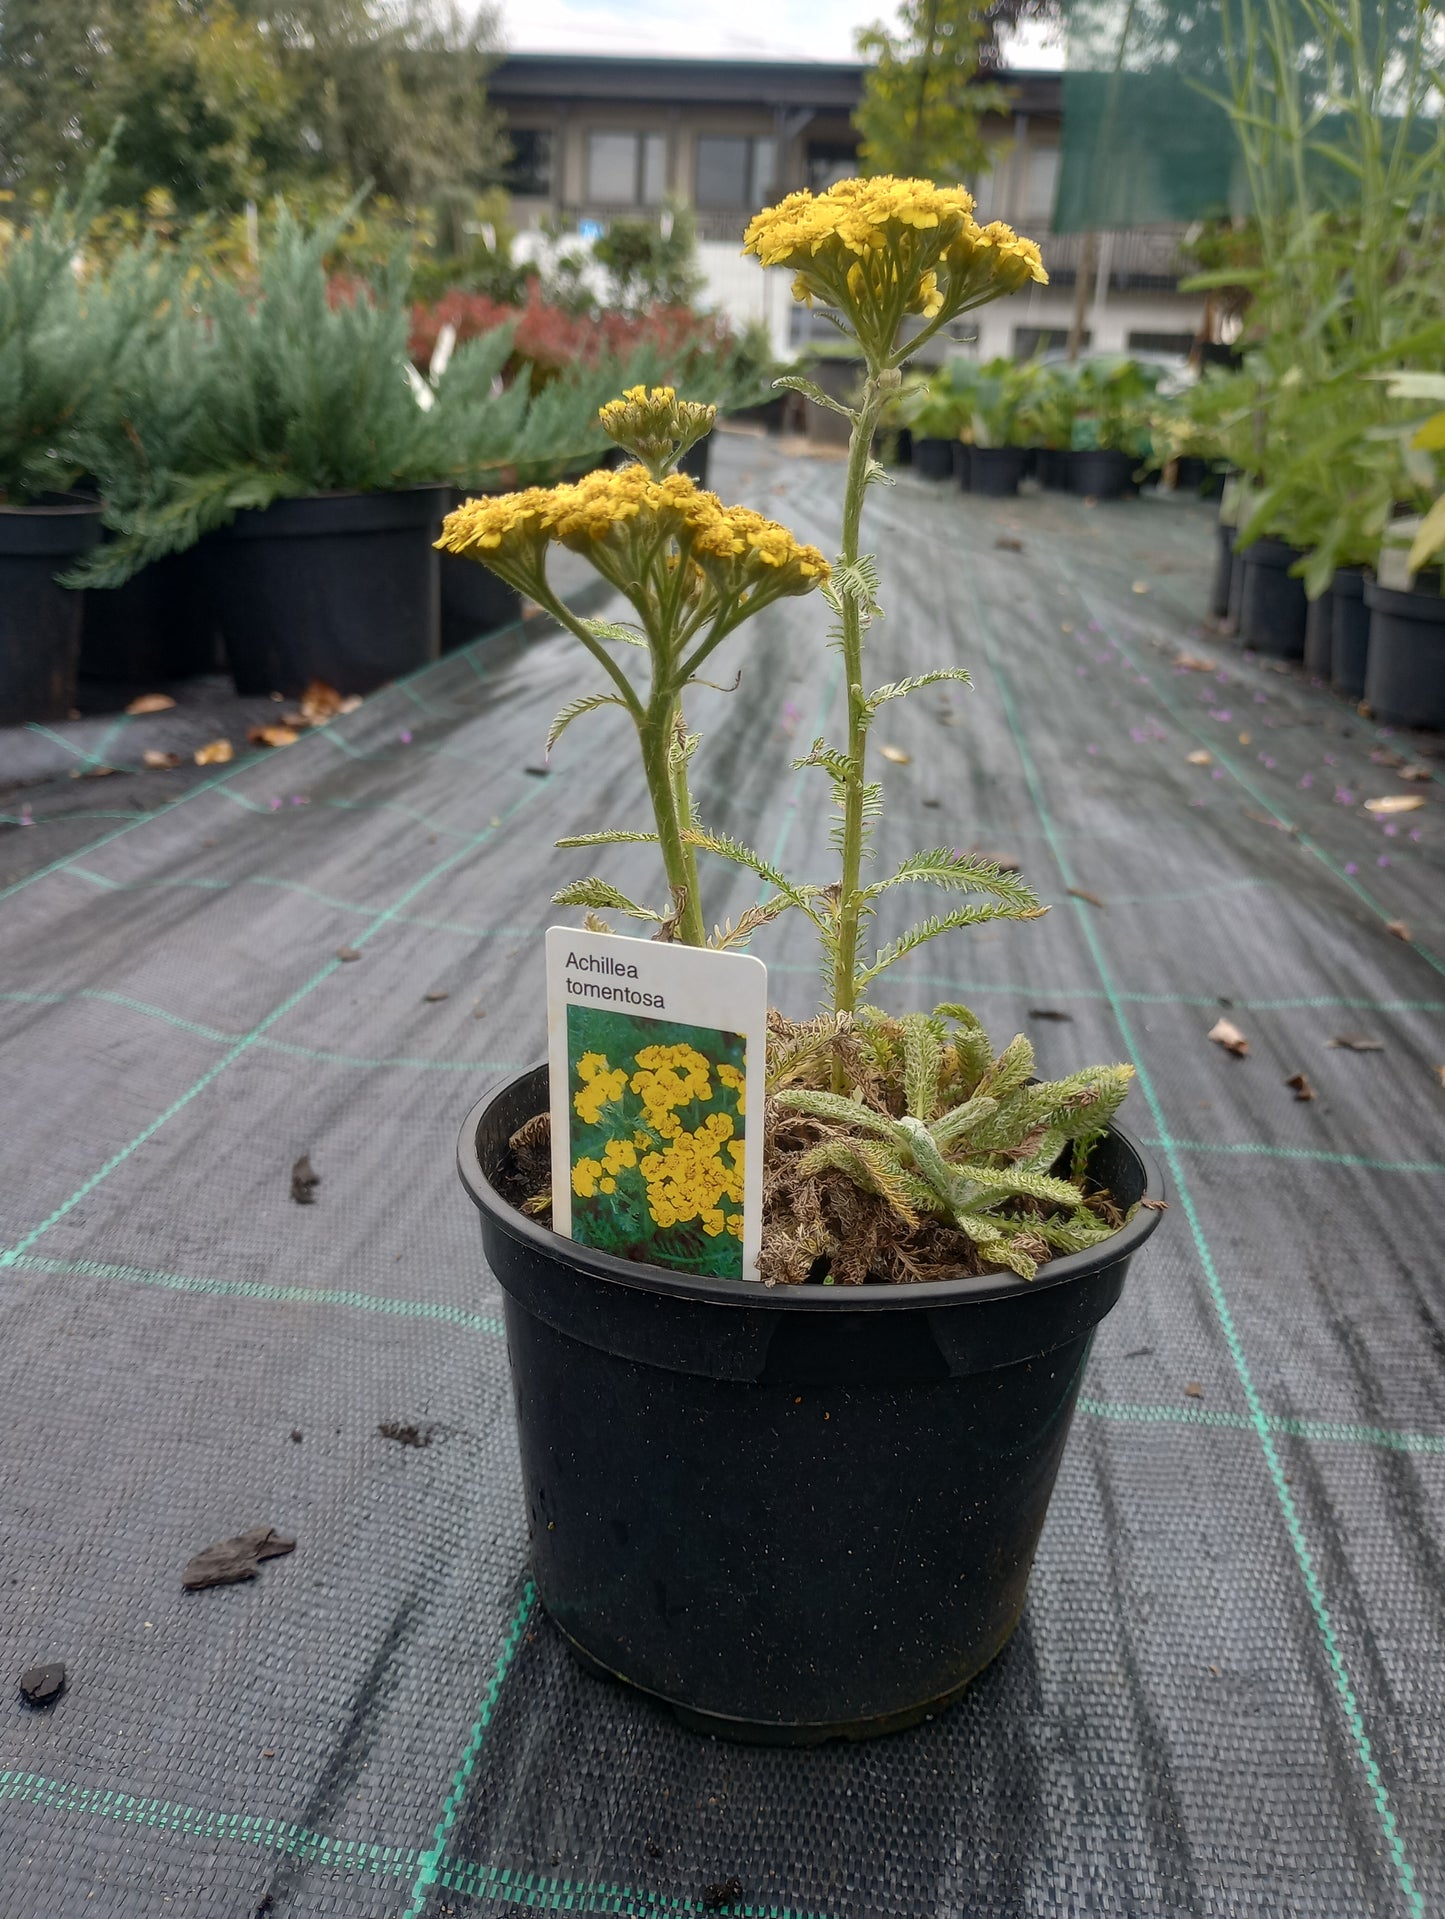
top-left (546, 926), bottom-right (768, 1280)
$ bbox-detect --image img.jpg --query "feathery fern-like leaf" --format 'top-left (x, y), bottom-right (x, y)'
top-left (546, 693), bottom-right (629, 755)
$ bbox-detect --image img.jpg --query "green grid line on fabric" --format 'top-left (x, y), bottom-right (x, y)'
top-left (0, 610), bottom-right (526, 910)
top-left (0, 1770), bottom-right (417, 1875)
top-left (0, 989), bottom-right (528, 1074)
top-left (765, 964), bottom-right (1445, 1016)
top-left (976, 595), bottom-right (1427, 1919)
top-left (439, 1853), bottom-right (839, 1919)
top-left (0, 775), bottom-right (553, 1272)
top-left (402, 1582), bottom-right (537, 1918)
top-left (13, 1251), bottom-right (1445, 1459)
top-left (1078, 589), bottom-right (1445, 984)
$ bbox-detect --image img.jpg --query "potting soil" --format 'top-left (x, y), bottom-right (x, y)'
top-left (1, 433), bottom-right (1443, 1918)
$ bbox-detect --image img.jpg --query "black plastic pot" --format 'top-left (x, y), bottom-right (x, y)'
top-left (913, 437), bottom-right (958, 481)
top-left (79, 542), bottom-right (223, 684)
top-left (967, 446), bottom-right (1027, 498)
top-left (440, 489), bottom-right (522, 654)
top-left (1175, 456), bottom-right (1209, 493)
top-left (211, 488), bottom-right (448, 697)
top-left (459, 1065), bottom-right (1164, 1744)
top-left (1238, 538), bottom-right (1307, 659)
top-left (1363, 578), bottom-right (1445, 729)
top-left (1330, 567), bottom-right (1371, 700)
top-left (1070, 449), bottom-right (1136, 500)
top-left (1211, 522), bottom-right (1236, 619)
top-left (1035, 447), bottom-right (1072, 492)
top-left (0, 500), bottom-right (102, 725)
top-left (1303, 587), bottom-right (1334, 677)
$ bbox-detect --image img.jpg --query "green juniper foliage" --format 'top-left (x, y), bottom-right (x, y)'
top-left (68, 203), bottom-right (698, 587)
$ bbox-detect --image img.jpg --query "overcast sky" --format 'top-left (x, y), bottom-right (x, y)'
top-left (498, 0), bottom-right (1064, 68)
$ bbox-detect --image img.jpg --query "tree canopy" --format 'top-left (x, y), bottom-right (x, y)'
top-left (0, 0), bottom-right (504, 211)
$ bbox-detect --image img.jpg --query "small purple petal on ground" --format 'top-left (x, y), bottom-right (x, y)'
top-left (19, 805), bottom-right (32, 826)
top-left (268, 797), bottom-right (282, 811)
top-left (1345, 861), bottom-right (1358, 874)
top-left (1409, 829), bottom-right (1423, 842)
top-left (1335, 789), bottom-right (1354, 805)
top-left (1077, 666), bottom-right (1088, 676)
top-left (1209, 709), bottom-right (1232, 722)
top-left (1324, 753), bottom-right (1337, 765)
top-left (1377, 855), bottom-right (1391, 867)
top-left (1299, 774), bottom-right (1313, 788)
top-left (1384, 823), bottom-right (1399, 837)
top-left (1212, 769), bottom-right (1224, 779)
top-left (399, 730), bottom-right (412, 744)
top-left (1253, 691), bottom-right (1267, 703)
top-left (1086, 744), bottom-right (1098, 754)
top-left (1088, 619), bottom-right (1103, 632)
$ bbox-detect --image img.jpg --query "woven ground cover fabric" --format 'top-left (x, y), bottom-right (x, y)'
top-left (1, 432), bottom-right (1441, 1919)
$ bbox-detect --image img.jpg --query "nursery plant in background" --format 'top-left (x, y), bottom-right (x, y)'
top-left (0, 142), bottom-right (171, 723)
top-left (451, 179), bottom-right (1164, 1743)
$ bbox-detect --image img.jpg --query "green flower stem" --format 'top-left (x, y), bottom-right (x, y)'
top-left (641, 699), bottom-right (707, 945)
top-left (668, 703), bottom-right (705, 935)
top-left (831, 369), bottom-right (888, 1035)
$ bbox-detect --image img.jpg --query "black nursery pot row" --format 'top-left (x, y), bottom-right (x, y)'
top-left (907, 441), bottom-right (1142, 502)
top-left (1216, 527), bottom-right (1445, 730)
top-left (0, 486), bottom-right (525, 726)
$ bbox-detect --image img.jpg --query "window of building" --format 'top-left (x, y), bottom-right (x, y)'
top-left (806, 142), bottom-right (858, 192)
top-left (587, 131), bottom-right (668, 205)
top-left (504, 128), bottom-right (553, 198)
top-left (1022, 146), bottom-right (1059, 227)
top-left (695, 135), bottom-right (777, 208)
top-left (1014, 326), bottom-right (1089, 359)
top-left (1127, 330), bottom-right (1197, 356)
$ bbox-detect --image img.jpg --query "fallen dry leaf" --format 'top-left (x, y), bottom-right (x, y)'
top-left (1208, 1017), bottom-right (1250, 1057)
top-left (290, 1154), bottom-right (320, 1205)
top-left (183, 1525), bottom-right (295, 1592)
top-left (1363, 794), bottom-right (1424, 815)
top-left (1184, 1381), bottom-right (1205, 1399)
top-left (247, 724), bottom-right (300, 749)
top-left (125, 692), bottom-right (176, 715)
top-left (1370, 747), bottom-right (1404, 768)
top-left (298, 679), bottom-right (345, 724)
top-left (1186, 749), bottom-right (1213, 766)
top-left (194, 739), bottom-right (233, 765)
top-left (1131, 580), bottom-right (1151, 595)
top-left (70, 764), bottom-right (115, 779)
top-left (1139, 1198), bottom-right (1169, 1212)
top-left (1328, 1034), bottom-right (1383, 1051)
top-left (1286, 1072), bottom-right (1316, 1101)
top-left (994, 536), bottom-right (1024, 552)
top-left (1237, 731), bottom-right (1252, 746)
top-left (142, 749), bottom-right (182, 770)
top-left (423, 989), bottom-right (450, 1003)
top-left (336, 945), bottom-right (361, 962)
top-left (1028, 1008), bottom-right (1074, 1022)
top-left (1068, 886), bottom-right (1105, 908)
top-left (1399, 763), bottom-right (1433, 781)
top-left (1435, 1065), bottom-right (1445, 1090)
top-left (1175, 652), bottom-right (1216, 672)
top-left (1386, 919), bottom-right (1411, 941)
top-left (879, 744), bottom-right (912, 765)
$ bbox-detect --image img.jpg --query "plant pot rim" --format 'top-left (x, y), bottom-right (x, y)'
top-left (0, 498), bottom-right (102, 517)
top-left (458, 1062), bottom-right (1166, 1314)
top-left (1364, 577), bottom-right (1445, 615)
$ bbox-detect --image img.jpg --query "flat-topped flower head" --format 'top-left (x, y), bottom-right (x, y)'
top-left (599, 384), bottom-right (717, 477)
top-left (743, 176), bottom-right (1047, 366)
top-left (438, 464), bottom-right (828, 617)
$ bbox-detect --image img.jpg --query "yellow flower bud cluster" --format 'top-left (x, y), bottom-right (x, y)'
top-left (743, 176), bottom-right (1046, 364)
top-left (640, 1110), bottom-right (744, 1238)
top-left (598, 384), bottom-right (717, 472)
top-left (438, 463), bottom-right (828, 610)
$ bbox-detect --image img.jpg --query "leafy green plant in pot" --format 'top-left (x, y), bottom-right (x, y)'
top-left (1069, 356), bottom-right (1162, 500)
top-left (446, 179), bottom-right (1166, 1742)
top-left (896, 364), bottom-right (968, 479)
top-left (1362, 373), bottom-right (1445, 730)
top-left (963, 355), bottom-right (1032, 496)
top-left (1014, 358), bottom-right (1080, 491)
top-left (0, 149), bottom-right (146, 723)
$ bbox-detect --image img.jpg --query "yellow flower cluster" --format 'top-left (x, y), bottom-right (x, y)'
top-left (573, 1050), bottom-right (628, 1126)
top-left (716, 1060), bottom-right (745, 1114)
top-left (629, 1041), bottom-right (713, 1138)
top-left (598, 385), bottom-right (717, 471)
top-left (639, 1110), bottom-right (744, 1238)
top-left (743, 176), bottom-right (1046, 362)
top-left (438, 464), bottom-right (828, 604)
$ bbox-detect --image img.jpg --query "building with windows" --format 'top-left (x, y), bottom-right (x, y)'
top-left (488, 54), bottom-right (1206, 363)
